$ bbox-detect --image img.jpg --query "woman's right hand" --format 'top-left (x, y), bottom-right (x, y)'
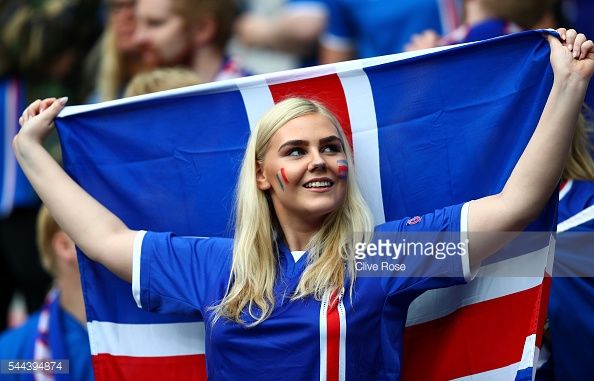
top-left (548, 29), bottom-right (594, 86)
top-left (16, 97), bottom-right (68, 145)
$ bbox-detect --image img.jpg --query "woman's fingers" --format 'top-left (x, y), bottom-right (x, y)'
top-left (20, 97), bottom-right (67, 128)
top-left (581, 40), bottom-right (594, 60)
top-left (565, 29), bottom-right (577, 50)
top-left (556, 28), bottom-right (567, 42)
top-left (24, 99), bottom-right (41, 122)
top-left (39, 98), bottom-right (56, 113)
top-left (573, 33), bottom-right (587, 58)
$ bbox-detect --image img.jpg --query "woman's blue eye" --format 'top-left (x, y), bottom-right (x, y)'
top-left (288, 148), bottom-right (305, 156)
top-left (322, 144), bottom-right (341, 153)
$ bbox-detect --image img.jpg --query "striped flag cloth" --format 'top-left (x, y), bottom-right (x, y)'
top-left (55, 30), bottom-right (556, 380)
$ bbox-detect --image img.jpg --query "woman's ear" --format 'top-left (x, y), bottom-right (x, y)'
top-left (256, 161), bottom-right (271, 190)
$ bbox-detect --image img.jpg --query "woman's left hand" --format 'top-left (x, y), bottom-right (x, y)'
top-left (548, 28), bottom-right (594, 85)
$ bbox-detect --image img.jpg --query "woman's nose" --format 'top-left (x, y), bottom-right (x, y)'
top-left (308, 153), bottom-right (327, 172)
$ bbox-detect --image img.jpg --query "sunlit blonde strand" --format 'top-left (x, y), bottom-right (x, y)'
top-left (563, 112), bottom-right (594, 181)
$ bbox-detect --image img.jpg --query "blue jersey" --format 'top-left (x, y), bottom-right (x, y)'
top-left (536, 180), bottom-right (594, 381)
top-left (133, 203), bottom-right (470, 380)
top-left (322, 0), bottom-right (457, 57)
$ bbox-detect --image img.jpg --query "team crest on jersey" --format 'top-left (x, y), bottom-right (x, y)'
top-left (406, 216), bottom-right (422, 225)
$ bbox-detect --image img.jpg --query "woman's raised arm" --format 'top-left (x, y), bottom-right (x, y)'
top-left (13, 97), bottom-right (136, 282)
top-left (467, 29), bottom-right (594, 268)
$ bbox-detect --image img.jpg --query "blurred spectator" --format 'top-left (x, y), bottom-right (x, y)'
top-left (535, 110), bottom-right (594, 381)
top-left (0, 206), bottom-right (94, 381)
top-left (134, 0), bottom-right (249, 81)
top-left (86, 0), bottom-right (145, 101)
top-left (0, 0), bottom-right (101, 331)
top-left (124, 67), bottom-right (202, 96)
top-left (234, 0), bottom-right (328, 70)
top-left (404, 0), bottom-right (553, 51)
top-left (0, 0), bottom-right (102, 103)
top-left (320, 0), bottom-right (461, 63)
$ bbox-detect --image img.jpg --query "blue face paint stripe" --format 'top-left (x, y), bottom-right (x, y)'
top-left (276, 173), bottom-right (285, 191)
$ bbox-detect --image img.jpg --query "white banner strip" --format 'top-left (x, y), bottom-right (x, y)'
top-left (338, 68), bottom-right (385, 224)
top-left (88, 321), bottom-right (205, 356)
top-left (238, 79), bottom-right (275, 131)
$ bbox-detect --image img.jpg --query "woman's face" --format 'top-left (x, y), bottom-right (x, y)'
top-left (257, 113), bottom-right (349, 227)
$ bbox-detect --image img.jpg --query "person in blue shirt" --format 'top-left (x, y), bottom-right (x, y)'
top-left (320, 0), bottom-right (461, 63)
top-left (535, 113), bottom-right (594, 381)
top-left (404, 0), bottom-right (551, 51)
top-left (11, 29), bottom-right (594, 380)
top-left (0, 206), bottom-right (93, 381)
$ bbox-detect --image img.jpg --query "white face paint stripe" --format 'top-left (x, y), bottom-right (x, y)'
top-left (337, 68), bottom-right (385, 225)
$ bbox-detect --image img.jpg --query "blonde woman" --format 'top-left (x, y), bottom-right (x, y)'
top-left (13, 29), bottom-right (594, 380)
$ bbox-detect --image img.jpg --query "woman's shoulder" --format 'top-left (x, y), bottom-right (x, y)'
top-left (142, 231), bottom-right (234, 262)
top-left (374, 203), bottom-right (465, 233)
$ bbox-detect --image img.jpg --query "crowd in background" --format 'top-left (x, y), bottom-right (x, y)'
top-left (0, 0), bottom-right (593, 380)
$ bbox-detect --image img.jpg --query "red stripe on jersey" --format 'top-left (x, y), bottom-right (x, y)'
top-left (281, 167), bottom-right (289, 184)
top-left (402, 284), bottom-right (545, 380)
top-left (269, 74), bottom-right (354, 149)
top-left (326, 291), bottom-right (340, 381)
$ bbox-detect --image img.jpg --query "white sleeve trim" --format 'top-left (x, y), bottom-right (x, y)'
top-left (460, 202), bottom-right (478, 282)
top-left (132, 230), bottom-right (147, 308)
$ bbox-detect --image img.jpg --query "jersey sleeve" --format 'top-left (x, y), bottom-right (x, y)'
top-left (320, 0), bottom-right (355, 52)
top-left (132, 231), bottom-right (232, 316)
top-left (373, 202), bottom-right (473, 298)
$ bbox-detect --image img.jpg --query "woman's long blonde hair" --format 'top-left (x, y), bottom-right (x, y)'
top-left (563, 110), bottom-right (594, 181)
top-left (213, 98), bottom-right (373, 326)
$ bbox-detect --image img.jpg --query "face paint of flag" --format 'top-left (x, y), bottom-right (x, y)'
top-left (276, 168), bottom-right (289, 191)
top-left (337, 160), bottom-right (348, 180)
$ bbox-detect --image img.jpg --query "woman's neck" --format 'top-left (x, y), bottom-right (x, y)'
top-left (278, 215), bottom-right (325, 251)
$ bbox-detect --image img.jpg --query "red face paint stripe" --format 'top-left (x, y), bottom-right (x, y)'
top-left (280, 168), bottom-right (289, 184)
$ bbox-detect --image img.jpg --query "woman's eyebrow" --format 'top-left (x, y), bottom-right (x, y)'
top-left (319, 135), bottom-right (342, 145)
top-left (278, 140), bottom-right (307, 152)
